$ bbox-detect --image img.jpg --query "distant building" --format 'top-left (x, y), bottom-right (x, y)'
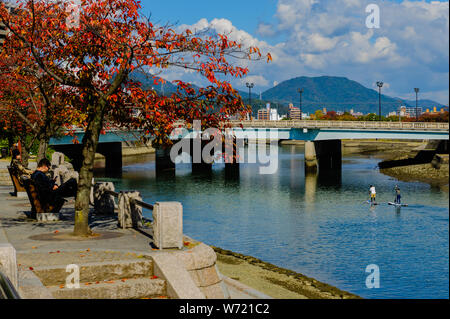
top-left (398, 106), bottom-right (422, 117)
top-left (424, 106), bottom-right (448, 114)
top-left (288, 104), bottom-right (301, 120)
top-left (270, 108), bottom-right (278, 121)
top-left (322, 107), bottom-right (327, 114)
top-left (350, 109), bottom-right (363, 117)
top-left (388, 111), bottom-right (397, 117)
top-left (257, 108), bottom-right (270, 120)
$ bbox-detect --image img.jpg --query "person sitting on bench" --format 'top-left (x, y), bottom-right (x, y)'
top-left (10, 149), bottom-right (33, 178)
top-left (31, 158), bottom-right (78, 210)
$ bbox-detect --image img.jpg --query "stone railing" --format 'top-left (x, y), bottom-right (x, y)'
top-left (95, 183), bottom-right (183, 250)
top-left (93, 182), bottom-right (228, 299)
top-left (228, 120), bottom-right (449, 131)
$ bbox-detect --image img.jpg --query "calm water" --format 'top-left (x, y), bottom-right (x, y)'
top-left (97, 145), bottom-right (449, 299)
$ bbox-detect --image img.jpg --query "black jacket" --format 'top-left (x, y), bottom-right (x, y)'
top-left (31, 170), bottom-right (55, 203)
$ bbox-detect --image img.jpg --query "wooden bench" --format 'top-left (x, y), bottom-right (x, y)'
top-left (20, 176), bottom-right (64, 221)
top-left (7, 166), bottom-right (27, 197)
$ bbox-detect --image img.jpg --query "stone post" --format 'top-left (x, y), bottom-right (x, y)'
top-left (0, 243), bottom-right (18, 289)
top-left (51, 152), bottom-right (65, 167)
top-left (152, 202), bottom-right (183, 250)
top-left (93, 182), bottom-right (116, 215)
top-left (118, 191), bottom-right (143, 229)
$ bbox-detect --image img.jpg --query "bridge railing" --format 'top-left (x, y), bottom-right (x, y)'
top-left (228, 120), bottom-right (449, 130)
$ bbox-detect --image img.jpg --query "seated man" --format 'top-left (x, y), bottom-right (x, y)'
top-left (31, 158), bottom-right (78, 211)
top-left (10, 149), bottom-right (33, 178)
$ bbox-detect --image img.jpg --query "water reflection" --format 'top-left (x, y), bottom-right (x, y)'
top-left (96, 144), bottom-right (449, 299)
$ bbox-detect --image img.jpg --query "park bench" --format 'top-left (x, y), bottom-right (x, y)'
top-left (6, 166), bottom-right (27, 197)
top-left (20, 175), bottom-right (64, 221)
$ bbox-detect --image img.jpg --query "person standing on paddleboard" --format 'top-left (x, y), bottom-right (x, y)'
top-left (394, 185), bottom-right (401, 204)
top-left (369, 185), bottom-right (376, 203)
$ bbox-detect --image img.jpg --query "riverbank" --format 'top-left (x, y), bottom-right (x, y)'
top-left (213, 246), bottom-right (360, 299)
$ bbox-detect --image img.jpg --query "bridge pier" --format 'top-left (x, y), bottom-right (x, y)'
top-left (304, 141), bottom-right (318, 174)
top-left (97, 142), bottom-right (122, 175)
top-left (224, 136), bottom-right (240, 178)
top-left (191, 138), bottom-right (213, 174)
top-left (155, 147), bottom-right (175, 172)
top-left (304, 140), bottom-right (342, 173)
top-left (52, 142), bottom-right (123, 176)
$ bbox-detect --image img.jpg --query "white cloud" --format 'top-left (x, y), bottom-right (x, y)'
top-left (241, 75), bottom-right (269, 87)
top-left (257, 22), bottom-right (276, 37)
top-left (165, 1), bottom-right (449, 104)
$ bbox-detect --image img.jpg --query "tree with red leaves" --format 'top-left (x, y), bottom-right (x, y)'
top-left (0, 0), bottom-right (269, 236)
top-left (0, 45), bottom-right (82, 164)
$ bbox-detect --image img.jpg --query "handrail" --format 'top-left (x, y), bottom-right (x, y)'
top-left (227, 120), bottom-right (449, 130)
top-left (0, 270), bottom-right (21, 299)
top-left (104, 189), bottom-right (154, 210)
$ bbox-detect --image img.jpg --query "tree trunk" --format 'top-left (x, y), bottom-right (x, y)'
top-left (21, 146), bottom-right (30, 168)
top-left (73, 106), bottom-right (104, 236)
top-left (37, 136), bottom-right (49, 163)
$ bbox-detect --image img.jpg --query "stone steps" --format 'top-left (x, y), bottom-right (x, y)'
top-left (47, 277), bottom-right (167, 299)
top-left (22, 256), bottom-right (169, 299)
top-left (32, 259), bottom-right (155, 286)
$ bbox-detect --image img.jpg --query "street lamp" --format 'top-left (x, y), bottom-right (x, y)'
top-left (297, 88), bottom-right (304, 120)
top-left (246, 82), bottom-right (254, 120)
top-left (376, 81), bottom-right (383, 121)
top-left (414, 88), bottom-right (419, 121)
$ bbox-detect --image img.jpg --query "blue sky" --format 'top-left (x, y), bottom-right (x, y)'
top-left (138, 0), bottom-right (449, 105)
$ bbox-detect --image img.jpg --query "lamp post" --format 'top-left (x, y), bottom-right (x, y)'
top-left (297, 88), bottom-right (304, 120)
top-left (246, 82), bottom-right (254, 120)
top-left (376, 81), bottom-right (383, 121)
top-left (414, 88), bottom-right (419, 121)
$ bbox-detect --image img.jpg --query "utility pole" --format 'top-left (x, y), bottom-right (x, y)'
top-left (297, 88), bottom-right (304, 120)
top-left (376, 81), bottom-right (383, 121)
top-left (246, 82), bottom-right (254, 120)
top-left (414, 88), bottom-right (419, 121)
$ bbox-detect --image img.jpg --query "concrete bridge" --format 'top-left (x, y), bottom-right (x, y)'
top-left (228, 120), bottom-right (449, 173)
top-left (49, 120), bottom-right (449, 175)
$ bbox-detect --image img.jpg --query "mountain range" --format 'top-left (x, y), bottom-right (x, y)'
top-left (258, 76), bottom-right (447, 115)
top-left (129, 73), bottom-right (447, 116)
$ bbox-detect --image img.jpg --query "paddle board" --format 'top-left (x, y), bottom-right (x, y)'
top-left (388, 202), bottom-right (408, 207)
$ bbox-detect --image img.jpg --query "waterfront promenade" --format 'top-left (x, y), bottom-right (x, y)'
top-left (0, 184), bottom-right (274, 299)
top-left (0, 181), bottom-right (359, 299)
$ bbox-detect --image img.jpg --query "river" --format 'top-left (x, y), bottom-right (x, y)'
top-left (96, 144), bottom-right (449, 299)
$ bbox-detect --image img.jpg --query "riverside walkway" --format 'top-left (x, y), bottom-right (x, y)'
top-left (0, 185), bottom-right (272, 299)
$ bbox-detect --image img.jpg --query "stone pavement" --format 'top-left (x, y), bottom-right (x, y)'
top-left (0, 185), bottom-right (271, 299)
